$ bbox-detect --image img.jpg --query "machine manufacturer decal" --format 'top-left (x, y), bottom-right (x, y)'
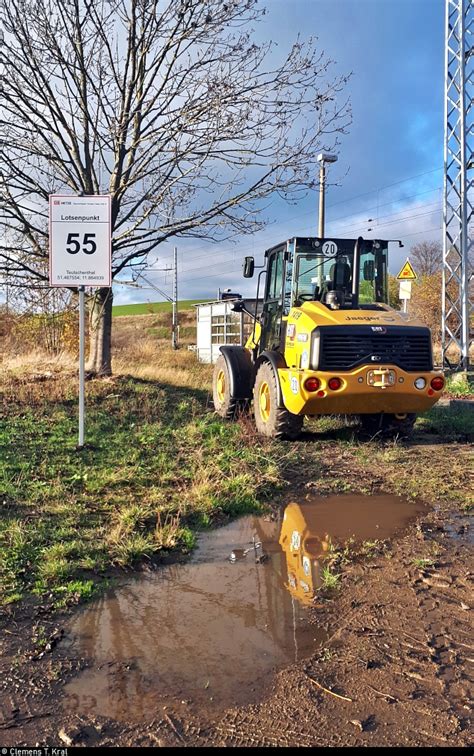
top-left (291, 530), bottom-right (301, 551)
top-left (297, 333), bottom-right (309, 342)
top-left (345, 316), bottom-right (396, 322)
top-left (290, 375), bottom-right (299, 394)
top-left (287, 323), bottom-right (296, 340)
top-left (371, 326), bottom-right (387, 333)
top-left (302, 556), bottom-right (311, 576)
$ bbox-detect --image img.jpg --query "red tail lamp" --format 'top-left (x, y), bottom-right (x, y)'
top-left (430, 376), bottom-right (445, 391)
top-left (328, 377), bottom-right (342, 391)
top-left (304, 377), bottom-right (321, 392)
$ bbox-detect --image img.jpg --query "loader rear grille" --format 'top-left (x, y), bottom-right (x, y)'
top-left (316, 326), bottom-right (433, 372)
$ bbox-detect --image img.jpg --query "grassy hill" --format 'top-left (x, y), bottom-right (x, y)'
top-left (112, 299), bottom-right (208, 316)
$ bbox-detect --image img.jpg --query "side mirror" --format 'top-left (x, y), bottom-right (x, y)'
top-left (243, 256), bottom-right (255, 278)
top-left (363, 260), bottom-right (375, 281)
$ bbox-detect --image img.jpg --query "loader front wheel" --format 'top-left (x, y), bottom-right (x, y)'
top-left (212, 355), bottom-right (244, 419)
top-left (253, 362), bottom-right (303, 440)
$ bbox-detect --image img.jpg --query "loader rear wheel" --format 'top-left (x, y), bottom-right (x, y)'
top-left (359, 412), bottom-right (416, 439)
top-left (253, 362), bottom-right (303, 440)
top-left (212, 355), bottom-right (245, 419)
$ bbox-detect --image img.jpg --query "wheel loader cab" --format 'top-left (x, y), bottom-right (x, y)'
top-left (212, 235), bottom-right (445, 439)
top-left (259, 236), bottom-right (389, 356)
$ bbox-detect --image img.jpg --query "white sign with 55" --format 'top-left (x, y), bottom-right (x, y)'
top-left (49, 195), bottom-right (111, 287)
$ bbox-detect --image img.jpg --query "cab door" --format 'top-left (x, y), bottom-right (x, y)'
top-left (260, 248), bottom-right (284, 353)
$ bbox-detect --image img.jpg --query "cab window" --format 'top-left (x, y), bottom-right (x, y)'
top-left (266, 251), bottom-right (283, 301)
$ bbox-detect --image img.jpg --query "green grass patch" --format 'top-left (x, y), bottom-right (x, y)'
top-left (112, 299), bottom-right (207, 316)
top-left (417, 406), bottom-right (474, 441)
top-left (0, 377), bottom-right (289, 605)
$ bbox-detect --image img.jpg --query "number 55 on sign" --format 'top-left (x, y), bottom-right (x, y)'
top-left (49, 195), bottom-right (111, 287)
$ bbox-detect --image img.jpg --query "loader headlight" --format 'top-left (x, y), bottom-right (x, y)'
top-left (310, 330), bottom-right (320, 370)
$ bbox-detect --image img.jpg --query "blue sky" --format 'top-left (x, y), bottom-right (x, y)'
top-left (117, 0), bottom-right (446, 304)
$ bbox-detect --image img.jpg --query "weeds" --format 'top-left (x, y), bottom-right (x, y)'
top-left (445, 374), bottom-right (474, 398)
top-left (320, 565), bottom-right (341, 591)
top-left (412, 557), bottom-right (436, 569)
top-left (326, 537), bottom-right (354, 567)
top-left (326, 537), bottom-right (385, 569)
top-left (319, 648), bottom-right (335, 663)
top-left (360, 540), bottom-right (384, 559)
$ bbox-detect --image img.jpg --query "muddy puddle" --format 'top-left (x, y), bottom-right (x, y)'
top-left (64, 493), bottom-right (427, 720)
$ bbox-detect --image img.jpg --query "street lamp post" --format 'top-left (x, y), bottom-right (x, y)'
top-left (317, 152), bottom-right (338, 237)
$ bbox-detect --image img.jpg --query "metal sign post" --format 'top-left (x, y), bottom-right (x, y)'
top-left (78, 286), bottom-right (85, 447)
top-left (397, 258), bottom-right (417, 316)
top-left (49, 194), bottom-right (112, 448)
top-left (172, 246), bottom-right (178, 350)
top-left (399, 280), bottom-right (412, 313)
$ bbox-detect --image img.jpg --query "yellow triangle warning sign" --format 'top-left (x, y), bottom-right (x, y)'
top-left (396, 259), bottom-right (417, 281)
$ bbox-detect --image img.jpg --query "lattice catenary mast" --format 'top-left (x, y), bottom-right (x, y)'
top-left (443, 0), bottom-right (474, 371)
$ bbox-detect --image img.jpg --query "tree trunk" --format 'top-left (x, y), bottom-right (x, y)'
top-left (86, 287), bottom-right (113, 376)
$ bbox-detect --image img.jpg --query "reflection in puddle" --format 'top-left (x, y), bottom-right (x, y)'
top-left (64, 516), bottom-right (321, 718)
top-left (64, 493), bottom-right (426, 719)
top-left (280, 503), bottom-right (332, 605)
top-left (279, 493), bottom-right (427, 605)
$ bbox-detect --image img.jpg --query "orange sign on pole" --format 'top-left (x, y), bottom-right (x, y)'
top-left (396, 259), bottom-right (417, 281)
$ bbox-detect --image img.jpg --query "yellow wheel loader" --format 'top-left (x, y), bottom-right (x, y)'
top-left (212, 237), bottom-right (445, 438)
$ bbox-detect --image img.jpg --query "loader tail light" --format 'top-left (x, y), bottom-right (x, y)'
top-left (328, 377), bottom-right (342, 391)
top-left (430, 376), bottom-right (445, 391)
top-left (304, 377), bottom-right (321, 392)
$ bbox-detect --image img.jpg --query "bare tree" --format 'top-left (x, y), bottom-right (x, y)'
top-left (410, 241), bottom-right (442, 276)
top-left (0, 0), bottom-right (350, 375)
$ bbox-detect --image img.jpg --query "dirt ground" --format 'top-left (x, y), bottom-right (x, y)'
top-left (0, 437), bottom-right (472, 748)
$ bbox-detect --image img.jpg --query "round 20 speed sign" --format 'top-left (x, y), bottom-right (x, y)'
top-left (49, 195), bottom-right (112, 287)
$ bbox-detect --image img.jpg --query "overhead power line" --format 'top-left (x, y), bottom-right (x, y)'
top-left (150, 171), bottom-right (444, 266)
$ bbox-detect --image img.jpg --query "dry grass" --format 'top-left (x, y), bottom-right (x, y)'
top-left (0, 307), bottom-right (210, 392)
top-left (112, 310), bottom-right (212, 389)
top-left (0, 349), bottom-right (76, 377)
top-left (113, 342), bottom-right (212, 389)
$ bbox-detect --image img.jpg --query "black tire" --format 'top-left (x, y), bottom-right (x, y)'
top-left (212, 355), bottom-right (244, 419)
top-left (253, 362), bottom-right (303, 440)
top-left (359, 412), bottom-right (416, 439)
